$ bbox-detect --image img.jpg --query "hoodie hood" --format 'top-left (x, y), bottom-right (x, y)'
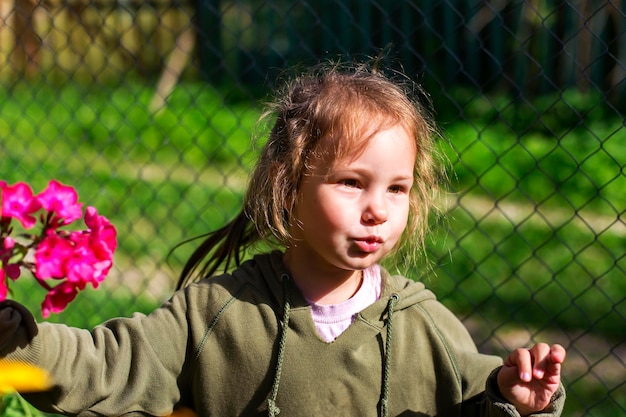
top-left (235, 251), bottom-right (436, 318)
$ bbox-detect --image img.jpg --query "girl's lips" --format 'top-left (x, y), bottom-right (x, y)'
top-left (354, 237), bottom-right (383, 253)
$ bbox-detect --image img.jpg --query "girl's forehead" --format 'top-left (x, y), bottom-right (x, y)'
top-left (312, 122), bottom-right (416, 167)
top-left (319, 117), bottom-right (413, 151)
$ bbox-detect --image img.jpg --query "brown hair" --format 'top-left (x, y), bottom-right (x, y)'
top-left (176, 60), bottom-right (443, 289)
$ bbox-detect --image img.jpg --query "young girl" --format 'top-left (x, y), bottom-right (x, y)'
top-left (0, 62), bottom-right (565, 417)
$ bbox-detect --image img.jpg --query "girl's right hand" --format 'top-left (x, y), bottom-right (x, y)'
top-left (0, 300), bottom-right (38, 352)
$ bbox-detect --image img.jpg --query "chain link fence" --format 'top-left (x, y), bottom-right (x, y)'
top-left (1, 0), bottom-right (624, 416)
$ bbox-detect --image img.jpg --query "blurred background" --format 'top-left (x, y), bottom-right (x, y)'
top-left (1, 0), bottom-right (624, 416)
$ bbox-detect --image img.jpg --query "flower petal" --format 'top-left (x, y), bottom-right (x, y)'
top-left (0, 361), bottom-right (51, 394)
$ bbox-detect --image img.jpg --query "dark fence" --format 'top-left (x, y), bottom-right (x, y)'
top-left (197, 0), bottom-right (625, 102)
top-left (1, 1), bottom-right (624, 416)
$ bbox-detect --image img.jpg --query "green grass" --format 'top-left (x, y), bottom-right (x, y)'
top-left (1, 80), bottom-right (624, 417)
top-left (427, 211), bottom-right (626, 337)
top-left (437, 87), bottom-right (626, 217)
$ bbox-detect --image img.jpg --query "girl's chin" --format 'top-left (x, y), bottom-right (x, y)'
top-left (348, 246), bottom-right (388, 260)
top-left (283, 248), bottom-right (386, 272)
top-left (343, 253), bottom-right (385, 270)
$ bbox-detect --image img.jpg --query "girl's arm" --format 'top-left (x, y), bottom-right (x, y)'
top-left (417, 298), bottom-right (565, 416)
top-left (0, 293), bottom-right (193, 416)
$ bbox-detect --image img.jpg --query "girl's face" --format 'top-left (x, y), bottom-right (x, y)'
top-left (286, 123), bottom-right (416, 278)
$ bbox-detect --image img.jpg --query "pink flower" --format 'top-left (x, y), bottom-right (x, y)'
top-left (41, 281), bottom-right (79, 318)
top-left (4, 264), bottom-right (21, 280)
top-left (2, 237), bottom-right (14, 251)
top-left (0, 237), bottom-right (14, 263)
top-left (34, 232), bottom-right (75, 279)
top-left (62, 231), bottom-right (113, 289)
top-left (34, 210), bottom-right (117, 290)
top-left (36, 180), bottom-right (83, 226)
top-left (0, 270), bottom-right (6, 301)
top-left (84, 206), bottom-right (117, 253)
top-left (0, 237), bottom-right (21, 283)
top-left (64, 234), bottom-right (99, 288)
top-left (1, 180), bottom-right (117, 316)
top-left (0, 244), bottom-right (20, 302)
top-left (0, 181), bottom-right (42, 229)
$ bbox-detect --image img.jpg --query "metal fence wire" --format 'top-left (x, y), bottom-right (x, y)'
top-left (1, 0), bottom-right (624, 416)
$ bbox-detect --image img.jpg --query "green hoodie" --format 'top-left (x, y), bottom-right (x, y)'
top-left (0, 252), bottom-right (564, 416)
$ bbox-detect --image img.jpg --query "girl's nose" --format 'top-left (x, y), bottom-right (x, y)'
top-left (362, 194), bottom-right (388, 224)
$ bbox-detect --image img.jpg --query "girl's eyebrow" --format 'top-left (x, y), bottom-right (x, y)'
top-left (394, 175), bottom-right (415, 181)
top-left (330, 167), bottom-right (414, 182)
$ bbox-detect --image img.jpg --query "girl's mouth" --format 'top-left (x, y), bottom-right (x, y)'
top-left (354, 237), bottom-right (382, 253)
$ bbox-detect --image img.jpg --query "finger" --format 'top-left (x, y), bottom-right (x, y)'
top-left (529, 342), bottom-right (552, 379)
top-left (542, 344), bottom-right (566, 383)
top-left (507, 348), bottom-right (534, 382)
top-left (549, 343), bottom-right (566, 364)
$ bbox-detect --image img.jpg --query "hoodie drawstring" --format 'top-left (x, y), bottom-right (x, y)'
top-left (267, 275), bottom-right (398, 417)
top-left (267, 274), bottom-right (291, 416)
top-left (380, 293), bottom-right (399, 417)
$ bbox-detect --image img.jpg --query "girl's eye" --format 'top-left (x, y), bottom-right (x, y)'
top-left (341, 179), bottom-right (359, 188)
top-left (389, 185), bottom-right (407, 194)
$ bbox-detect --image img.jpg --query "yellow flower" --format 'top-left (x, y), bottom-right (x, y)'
top-left (0, 361), bottom-right (51, 395)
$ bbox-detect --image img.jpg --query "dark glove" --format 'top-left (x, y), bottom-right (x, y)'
top-left (0, 300), bottom-right (38, 355)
